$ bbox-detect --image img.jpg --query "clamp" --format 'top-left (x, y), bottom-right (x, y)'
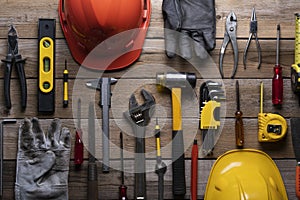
top-left (2, 26), bottom-right (27, 109)
top-left (219, 12), bottom-right (238, 79)
top-left (243, 8), bottom-right (262, 69)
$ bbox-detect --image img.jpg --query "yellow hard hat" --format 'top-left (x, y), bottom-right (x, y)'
top-left (204, 149), bottom-right (288, 200)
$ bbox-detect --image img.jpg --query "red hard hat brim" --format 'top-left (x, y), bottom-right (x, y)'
top-left (58, 0), bottom-right (151, 71)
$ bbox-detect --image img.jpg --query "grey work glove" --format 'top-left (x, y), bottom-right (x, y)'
top-left (162, 0), bottom-right (216, 59)
top-left (15, 118), bottom-right (71, 200)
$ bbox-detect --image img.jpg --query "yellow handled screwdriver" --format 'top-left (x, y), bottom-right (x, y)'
top-left (63, 59), bottom-right (68, 108)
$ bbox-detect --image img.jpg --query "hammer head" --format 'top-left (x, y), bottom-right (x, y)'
top-left (156, 72), bottom-right (196, 91)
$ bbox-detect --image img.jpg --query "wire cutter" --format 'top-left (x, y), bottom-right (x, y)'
top-left (1, 25), bottom-right (27, 109)
top-left (219, 12), bottom-right (238, 79)
top-left (243, 8), bottom-right (262, 69)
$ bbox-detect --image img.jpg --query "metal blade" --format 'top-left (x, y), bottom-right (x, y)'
top-left (7, 25), bottom-right (18, 56)
top-left (291, 118), bottom-right (300, 162)
top-left (86, 79), bottom-right (101, 90)
top-left (236, 80), bottom-right (240, 111)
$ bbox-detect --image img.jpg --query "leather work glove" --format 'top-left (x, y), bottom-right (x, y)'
top-left (162, 0), bottom-right (216, 59)
top-left (15, 118), bottom-right (71, 200)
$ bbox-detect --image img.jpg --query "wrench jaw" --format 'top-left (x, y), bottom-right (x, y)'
top-left (127, 89), bottom-right (156, 126)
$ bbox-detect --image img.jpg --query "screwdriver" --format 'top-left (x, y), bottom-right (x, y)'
top-left (154, 118), bottom-right (166, 200)
top-left (74, 98), bottom-right (84, 167)
top-left (119, 132), bottom-right (128, 200)
top-left (272, 24), bottom-right (283, 107)
top-left (63, 59), bottom-right (69, 108)
top-left (235, 80), bottom-right (244, 148)
top-left (191, 140), bottom-right (198, 200)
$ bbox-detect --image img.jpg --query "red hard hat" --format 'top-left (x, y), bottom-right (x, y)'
top-left (58, 0), bottom-right (151, 70)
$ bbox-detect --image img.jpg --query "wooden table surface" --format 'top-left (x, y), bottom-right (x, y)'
top-left (1, 0), bottom-right (300, 199)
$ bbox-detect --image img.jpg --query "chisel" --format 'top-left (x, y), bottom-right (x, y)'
top-left (88, 103), bottom-right (98, 200)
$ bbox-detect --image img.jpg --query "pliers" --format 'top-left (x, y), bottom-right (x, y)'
top-left (219, 12), bottom-right (238, 79)
top-left (123, 89), bottom-right (155, 200)
top-left (243, 8), bottom-right (262, 69)
top-left (1, 25), bottom-right (27, 109)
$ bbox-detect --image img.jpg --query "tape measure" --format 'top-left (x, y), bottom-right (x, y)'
top-left (38, 19), bottom-right (55, 113)
top-left (258, 82), bottom-right (287, 142)
top-left (291, 14), bottom-right (300, 97)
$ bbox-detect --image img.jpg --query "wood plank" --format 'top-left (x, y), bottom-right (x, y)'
top-left (2, 159), bottom-right (297, 200)
top-left (0, 78), bottom-right (298, 118)
top-left (3, 118), bottom-right (295, 160)
top-left (0, 38), bottom-right (294, 80)
top-left (0, 0), bottom-right (298, 38)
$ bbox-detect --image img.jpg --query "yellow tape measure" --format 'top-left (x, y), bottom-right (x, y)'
top-left (258, 82), bottom-right (287, 142)
top-left (295, 14), bottom-right (300, 64)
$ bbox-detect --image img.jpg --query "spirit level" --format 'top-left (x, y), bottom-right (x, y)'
top-left (38, 19), bottom-right (55, 113)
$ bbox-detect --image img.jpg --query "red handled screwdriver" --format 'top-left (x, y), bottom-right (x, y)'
top-left (74, 98), bottom-right (84, 167)
top-left (191, 140), bottom-right (198, 200)
top-left (119, 132), bottom-right (128, 200)
top-left (272, 24), bottom-right (283, 106)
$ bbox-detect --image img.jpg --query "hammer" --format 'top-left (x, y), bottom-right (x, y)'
top-left (156, 72), bottom-right (196, 198)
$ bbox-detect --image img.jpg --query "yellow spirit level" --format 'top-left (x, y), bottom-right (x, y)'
top-left (258, 82), bottom-right (287, 142)
top-left (38, 19), bottom-right (55, 113)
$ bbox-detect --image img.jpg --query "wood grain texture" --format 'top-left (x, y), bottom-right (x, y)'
top-left (0, 0), bottom-right (299, 199)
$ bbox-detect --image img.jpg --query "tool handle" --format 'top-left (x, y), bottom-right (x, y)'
top-left (88, 162), bottom-right (98, 200)
top-left (63, 69), bottom-right (68, 108)
top-left (74, 129), bottom-right (84, 165)
top-left (272, 65), bottom-right (283, 106)
top-left (119, 185), bottom-right (129, 200)
top-left (102, 105), bottom-right (110, 173)
top-left (235, 111), bottom-right (244, 148)
top-left (172, 130), bottom-right (186, 197)
top-left (135, 126), bottom-right (146, 200)
top-left (297, 165), bottom-right (300, 199)
top-left (191, 140), bottom-right (198, 200)
top-left (4, 62), bottom-right (12, 109)
top-left (158, 171), bottom-right (164, 200)
top-left (15, 59), bottom-right (27, 109)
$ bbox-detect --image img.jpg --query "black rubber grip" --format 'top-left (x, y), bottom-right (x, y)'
top-left (158, 172), bottom-right (164, 200)
top-left (15, 59), bottom-right (27, 109)
top-left (4, 62), bottom-right (12, 109)
top-left (135, 126), bottom-right (146, 199)
top-left (172, 130), bottom-right (186, 197)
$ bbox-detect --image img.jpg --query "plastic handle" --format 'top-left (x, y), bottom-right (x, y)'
top-left (235, 111), bottom-right (244, 147)
top-left (158, 172), bottom-right (164, 200)
top-left (272, 65), bottom-right (283, 106)
top-left (74, 130), bottom-right (84, 165)
top-left (15, 60), bottom-right (27, 109)
top-left (88, 162), bottom-right (98, 199)
top-left (296, 165), bottom-right (300, 199)
top-left (135, 125), bottom-right (146, 199)
top-left (172, 130), bottom-right (186, 197)
top-left (119, 185), bottom-right (128, 200)
top-left (191, 141), bottom-right (198, 200)
top-left (4, 62), bottom-right (12, 109)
